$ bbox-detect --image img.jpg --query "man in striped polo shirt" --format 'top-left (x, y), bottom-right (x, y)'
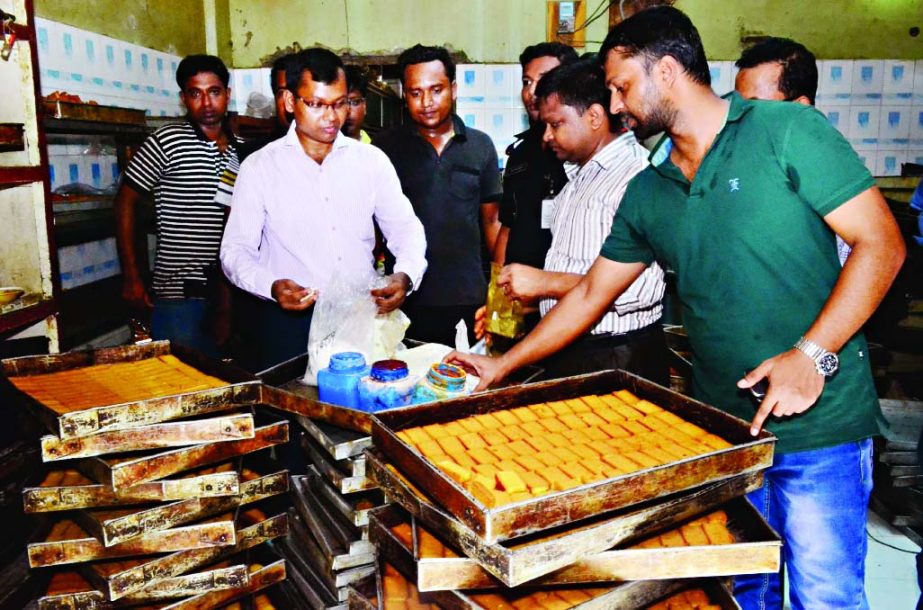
top-left (496, 60), bottom-right (668, 383)
top-left (115, 54), bottom-right (240, 357)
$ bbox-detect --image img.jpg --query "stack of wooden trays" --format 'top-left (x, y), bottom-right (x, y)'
top-left (354, 370), bottom-right (782, 609)
top-left (256, 355), bottom-right (384, 609)
top-left (872, 398), bottom-right (923, 546)
top-left (1, 341), bottom-right (291, 609)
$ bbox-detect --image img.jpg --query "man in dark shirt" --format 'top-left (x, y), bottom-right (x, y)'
top-left (374, 45), bottom-right (502, 346)
top-left (496, 42), bottom-right (578, 270)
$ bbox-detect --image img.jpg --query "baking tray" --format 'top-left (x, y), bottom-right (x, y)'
top-left (81, 508), bottom-right (288, 600)
top-left (299, 416), bottom-right (373, 462)
top-left (0, 341), bottom-right (258, 439)
top-left (350, 552), bottom-right (738, 610)
top-left (40, 413), bottom-right (255, 461)
top-left (290, 472), bottom-right (376, 571)
top-left (372, 370), bottom-right (775, 543)
top-left (367, 449), bottom-right (761, 587)
top-left (274, 511), bottom-right (375, 601)
top-left (77, 420), bottom-right (288, 490)
top-left (300, 432), bottom-right (375, 494)
top-left (43, 101), bottom-right (147, 125)
top-left (27, 518), bottom-right (236, 568)
top-left (35, 564), bottom-right (249, 609)
top-left (369, 496), bottom-right (779, 591)
top-left (73, 462), bottom-right (288, 547)
top-left (23, 467), bottom-right (240, 513)
top-left (300, 465), bottom-right (383, 528)
top-left (146, 559), bottom-right (286, 610)
top-left (268, 518), bottom-right (349, 609)
top-left (259, 353), bottom-right (543, 435)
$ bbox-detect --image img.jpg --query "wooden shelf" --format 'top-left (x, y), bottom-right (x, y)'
top-left (0, 166), bottom-right (44, 189)
top-left (0, 299), bottom-right (56, 337)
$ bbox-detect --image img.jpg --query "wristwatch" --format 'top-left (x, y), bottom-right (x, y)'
top-left (794, 337), bottom-right (839, 377)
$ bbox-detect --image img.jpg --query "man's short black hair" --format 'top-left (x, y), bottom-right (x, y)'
top-left (535, 59), bottom-right (609, 117)
top-left (599, 6), bottom-right (710, 87)
top-left (519, 42), bottom-right (579, 69)
top-left (270, 53), bottom-right (292, 94)
top-left (175, 54), bottom-right (230, 89)
top-left (736, 37), bottom-right (818, 105)
top-left (344, 65), bottom-right (369, 97)
top-left (285, 47), bottom-right (345, 92)
top-left (398, 44), bottom-right (455, 84)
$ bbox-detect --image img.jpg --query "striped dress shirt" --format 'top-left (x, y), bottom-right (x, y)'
top-left (540, 131), bottom-right (665, 334)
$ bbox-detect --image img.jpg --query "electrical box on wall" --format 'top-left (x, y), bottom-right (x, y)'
top-left (546, 1), bottom-right (586, 47)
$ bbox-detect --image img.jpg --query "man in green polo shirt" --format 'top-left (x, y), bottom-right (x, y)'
top-left (447, 7), bottom-right (905, 610)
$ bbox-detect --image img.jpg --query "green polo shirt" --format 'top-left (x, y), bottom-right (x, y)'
top-left (600, 93), bottom-right (880, 454)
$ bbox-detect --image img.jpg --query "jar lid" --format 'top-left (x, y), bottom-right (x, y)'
top-left (370, 359), bottom-right (409, 382)
top-left (426, 362), bottom-right (467, 391)
top-left (329, 351), bottom-right (368, 373)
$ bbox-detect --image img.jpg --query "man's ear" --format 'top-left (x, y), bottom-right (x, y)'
top-left (793, 95), bottom-right (812, 106)
top-left (656, 55), bottom-right (680, 88)
top-left (283, 89), bottom-right (296, 114)
top-left (587, 103), bottom-right (608, 131)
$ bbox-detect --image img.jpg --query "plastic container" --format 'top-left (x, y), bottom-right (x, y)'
top-left (412, 362), bottom-right (469, 405)
top-left (485, 262), bottom-right (526, 338)
top-left (317, 352), bottom-right (370, 409)
top-left (358, 359), bottom-right (415, 412)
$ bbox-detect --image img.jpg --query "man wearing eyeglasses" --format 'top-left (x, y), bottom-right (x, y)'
top-left (343, 65), bottom-right (371, 143)
top-left (220, 48), bottom-right (427, 370)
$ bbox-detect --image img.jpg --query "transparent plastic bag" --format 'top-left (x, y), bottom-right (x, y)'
top-left (302, 275), bottom-right (410, 385)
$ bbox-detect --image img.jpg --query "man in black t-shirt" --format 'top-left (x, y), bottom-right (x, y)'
top-left (374, 45), bottom-right (502, 346)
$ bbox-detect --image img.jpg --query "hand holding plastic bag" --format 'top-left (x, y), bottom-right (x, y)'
top-left (303, 275), bottom-right (410, 385)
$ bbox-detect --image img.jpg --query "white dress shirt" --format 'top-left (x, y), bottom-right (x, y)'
top-left (221, 127), bottom-right (427, 300)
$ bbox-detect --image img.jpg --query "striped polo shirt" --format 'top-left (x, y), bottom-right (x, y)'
top-left (540, 131), bottom-right (665, 334)
top-left (124, 121), bottom-right (241, 299)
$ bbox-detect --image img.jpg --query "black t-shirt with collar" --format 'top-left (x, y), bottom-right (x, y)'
top-left (373, 115), bottom-right (502, 307)
top-left (499, 123), bottom-right (569, 269)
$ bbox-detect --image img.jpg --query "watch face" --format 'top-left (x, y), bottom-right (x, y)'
top-left (817, 353), bottom-right (839, 376)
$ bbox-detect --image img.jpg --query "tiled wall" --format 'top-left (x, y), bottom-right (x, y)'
top-left (35, 17), bottom-right (184, 118)
top-left (709, 60), bottom-right (923, 176)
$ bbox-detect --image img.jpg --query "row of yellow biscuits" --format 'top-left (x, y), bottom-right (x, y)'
top-left (382, 561), bottom-right (610, 610)
top-left (10, 355), bottom-right (227, 413)
top-left (38, 462), bottom-right (236, 488)
top-left (387, 509), bottom-right (734, 561)
top-left (395, 390), bottom-right (732, 508)
top-left (648, 589), bottom-right (723, 610)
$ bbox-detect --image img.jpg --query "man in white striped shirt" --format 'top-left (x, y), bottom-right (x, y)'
top-left (497, 60), bottom-right (668, 382)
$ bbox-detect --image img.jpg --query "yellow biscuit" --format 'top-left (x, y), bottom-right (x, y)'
top-left (528, 403), bottom-right (557, 419)
top-left (441, 421), bottom-right (466, 436)
top-left (452, 451), bottom-right (477, 468)
top-left (601, 453), bottom-right (643, 473)
top-left (473, 462), bottom-right (500, 477)
top-left (536, 452), bottom-right (564, 467)
top-left (559, 461), bottom-right (595, 483)
top-left (570, 444), bottom-right (600, 460)
top-left (437, 460), bottom-right (471, 484)
top-left (513, 455), bottom-right (545, 472)
top-left (520, 421), bottom-right (547, 436)
top-left (545, 433), bottom-right (569, 448)
top-left (480, 430), bottom-right (509, 446)
top-left (519, 471), bottom-right (550, 495)
top-left (510, 407), bottom-right (537, 422)
top-left (470, 479), bottom-right (510, 508)
top-left (422, 423), bottom-right (449, 439)
top-left (549, 446), bottom-right (581, 462)
top-left (584, 427), bottom-right (611, 442)
top-left (493, 410), bottom-right (520, 426)
top-left (633, 399), bottom-right (663, 415)
top-left (506, 440), bottom-right (533, 456)
top-left (679, 523), bottom-right (710, 546)
top-left (404, 427), bottom-right (432, 445)
top-left (641, 446), bottom-right (676, 465)
top-left (417, 439), bottom-right (446, 458)
top-left (524, 437), bottom-right (554, 452)
top-left (489, 445), bottom-right (518, 461)
top-left (418, 529), bottom-right (445, 558)
top-left (653, 410), bottom-right (685, 426)
top-left (436, 436), bottom-right (465, 455)
top-left (600, 422), bottom-right (631, 439)
top-left (676, 421), bottom-right (708, 438)
top-left (579, 457), bottom-right (608, 476)
top-left (559, 414), bottom-right (587, 430)
top-left (509, 491), bottom-right (532, 503)
top-left (496, 471), bottom-right (527, 494)
top-left (614, 389), bottom-right (641, 404)
top-left (547, 400), bottom-right (572, 415)
top-left (564, 398), bottom-right (592, 413)
top-left (474, 412), bottom-right (504, 430)
top-left (701, 433), bottom-right (733, 450)
top-left (501, 425), bottom-right (528, 441)
top-left (622, 420), bottom-right (652, 436)
top-left (659, 529), bottom-right (685, 547)
top-left (468, 448), bottom-right (497, 465)
top-left (459, 418), bottom-right (486, 433)
top-left (537, 418), bottom-right (564, 434)
top-left (459, 431), bottom-right (487, 450)
top-left (496, 459), bottom-right (523, 473)
top-left (703, 521), bottom-right (735, 545)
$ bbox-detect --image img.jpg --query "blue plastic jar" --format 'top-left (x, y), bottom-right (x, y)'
top-left (412, 362), bottom-right (469, 404)
top-left (317, 352), bottom-right (370, 409)
top-left (358, 359), bottom-right (415, 412)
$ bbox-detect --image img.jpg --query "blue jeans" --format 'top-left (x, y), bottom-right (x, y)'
top-left (734, 439), bottom-right (873, 610)
top-left (151, 298), bottom-right (220, 359)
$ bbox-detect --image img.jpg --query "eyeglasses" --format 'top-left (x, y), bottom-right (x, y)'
top-left (295, 96), bottom-right (348, 113)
